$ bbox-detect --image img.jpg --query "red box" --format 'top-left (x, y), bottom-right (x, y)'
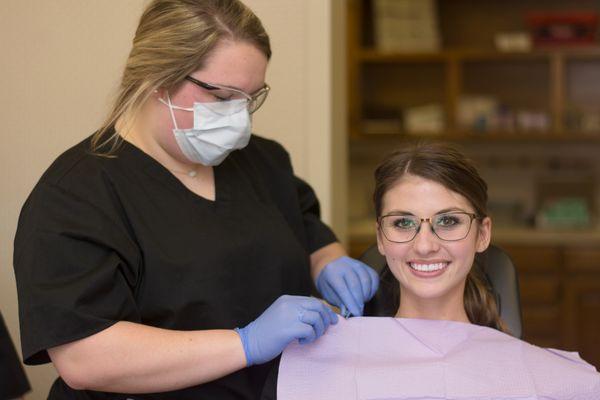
top-left (526, 12), bottom-right (599, 46)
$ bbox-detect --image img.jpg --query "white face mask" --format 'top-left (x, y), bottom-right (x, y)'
top-left (161, 93), bottom-right (252, 166)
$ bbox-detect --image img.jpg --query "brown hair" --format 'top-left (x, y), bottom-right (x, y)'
top-left (373, 142), bottom-right (509, 333)
top-left (91, 0), bottom-right (271, 155)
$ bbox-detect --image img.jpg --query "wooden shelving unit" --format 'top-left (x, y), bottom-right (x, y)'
top-left (347, 0), bottom-right (600, 142)
top-left (347, 0), bottom-right (600, 369)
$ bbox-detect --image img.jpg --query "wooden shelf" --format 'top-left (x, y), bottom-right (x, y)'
top-left (350, 131), bottom-right (600, 144)
top-left (349, 45), bottom-right (600, 140)
top-left (358, 50), bottom-right (448, 63)
top-left (357, 47), bottom-right (600, 63)
top-left (348, 0), bottom-right (600, 143)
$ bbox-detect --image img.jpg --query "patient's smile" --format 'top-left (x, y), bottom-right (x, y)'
top-left (409, 261), bottom-right (449, 276)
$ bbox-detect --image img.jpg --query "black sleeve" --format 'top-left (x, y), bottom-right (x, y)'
top-left (13, 183), bottom-right (142, 365)
top-left (259, 358), bottom-right (279, 400)
top-left (0, 313), bottom-right (30, 399)
top-left (252, 136), bottom-right (338, 254)
top-left (294, 175), bottom-right (337, 254)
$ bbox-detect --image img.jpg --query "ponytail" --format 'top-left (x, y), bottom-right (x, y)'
top-left (464, 262), bottom-right (510, 334)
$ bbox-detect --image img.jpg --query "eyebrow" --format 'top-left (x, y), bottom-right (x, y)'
top-left (384, 207), bottom-right (468, 216)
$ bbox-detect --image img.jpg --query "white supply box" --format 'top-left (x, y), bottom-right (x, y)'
top-left (403, 103), bottom-right (445, 135)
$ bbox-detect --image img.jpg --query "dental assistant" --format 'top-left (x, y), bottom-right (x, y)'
top-left (12, 1), bottom-right (379, 399)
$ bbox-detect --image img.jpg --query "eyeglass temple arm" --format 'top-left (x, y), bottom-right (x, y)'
top-left (185, 76), bottom-right (218, 91)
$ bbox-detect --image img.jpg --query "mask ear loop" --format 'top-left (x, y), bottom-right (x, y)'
top-left (165, 92), bottom-right (179, 131)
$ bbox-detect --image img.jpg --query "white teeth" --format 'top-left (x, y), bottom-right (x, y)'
top-left (409, 262), bottom-right (447, 272)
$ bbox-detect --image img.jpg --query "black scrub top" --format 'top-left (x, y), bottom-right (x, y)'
top-left (13, 133), bottom-right (337, 399)
top-left (0, 312), bottom-right (30, 399)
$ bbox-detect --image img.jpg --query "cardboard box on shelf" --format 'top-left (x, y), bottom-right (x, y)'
top-left (373, 0), bottom-right (440, 52)
top-left (403, 103), bottom-right (445, 135)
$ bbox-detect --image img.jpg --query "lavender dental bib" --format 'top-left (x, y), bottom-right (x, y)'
top-left (278, 317), bottom-right (600, 400)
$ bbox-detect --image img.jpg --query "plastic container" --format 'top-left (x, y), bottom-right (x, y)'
top-left (526, 12), bottom-right (599, 46)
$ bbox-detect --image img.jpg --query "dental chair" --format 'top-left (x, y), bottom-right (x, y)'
top-left (361, 244), bottom-right (523, 338)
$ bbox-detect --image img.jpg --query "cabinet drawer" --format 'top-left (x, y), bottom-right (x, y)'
top-left (519, 275), bottom-right (560, 304)
top-left (564, 248), bottom-right (600, 273)
top-left (501, 245), bottom-right (561, 273)
top-left (521, 305), bottom-right (560, 338)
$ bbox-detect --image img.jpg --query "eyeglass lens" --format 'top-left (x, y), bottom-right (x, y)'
top-left (185, 76), bottom-right (268, 114)
top-left (248, 89), bottom-right (268, 114)
top-left (380, 212), bottom-right (475, 243)
top-left (200, 87), bottom-right (268, 114)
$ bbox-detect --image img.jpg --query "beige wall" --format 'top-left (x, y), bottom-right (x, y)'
top-left (0, 1), bottom-right (346, 398)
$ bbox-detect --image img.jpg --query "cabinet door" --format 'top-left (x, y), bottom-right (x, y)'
top-left (563, 277), bottom-right (600, 370)
top-left (500, 245), bottom-right (562, 347)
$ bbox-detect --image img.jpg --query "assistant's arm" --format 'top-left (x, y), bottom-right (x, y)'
top-left (48, 294), bottom-right (337, 394)
top-left (48, 322), bottom-right (245, 393)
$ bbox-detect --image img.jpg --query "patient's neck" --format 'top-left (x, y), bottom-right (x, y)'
top-left (395, 288), bottom-right (470, 323)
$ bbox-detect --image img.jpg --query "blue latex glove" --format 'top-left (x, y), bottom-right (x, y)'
top-left (316, 256), bottom-right (379, 317)
top-left (235, 295), bottom-right (338, 366)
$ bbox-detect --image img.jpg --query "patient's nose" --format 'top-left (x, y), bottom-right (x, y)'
top-left (412, 223), bottom-right (440, 254)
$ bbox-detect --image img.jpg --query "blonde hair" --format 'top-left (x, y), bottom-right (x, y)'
top-left (91, 0), bottom-right (271, 154)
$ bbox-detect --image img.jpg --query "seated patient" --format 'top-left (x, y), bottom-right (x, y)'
top-left (370, 141), bottom-right (501, 329)
top-left (275, 143), bottom-right (600, 400)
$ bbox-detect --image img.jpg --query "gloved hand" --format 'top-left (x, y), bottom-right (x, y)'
top-left (235, 295), bottom-right (338, 366)
top-left (316, 256), bottom-right (379, 317)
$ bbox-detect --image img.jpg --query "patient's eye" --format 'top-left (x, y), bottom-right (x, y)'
top-left (435, 213), bottom-right (462, 228)
top-left (391, 216), bottom-right (417, 230)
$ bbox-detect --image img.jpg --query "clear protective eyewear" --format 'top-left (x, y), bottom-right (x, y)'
top-left (378, 211), bottom-right (482, 243)
top-left (185, 75), bottom-right (270, 115)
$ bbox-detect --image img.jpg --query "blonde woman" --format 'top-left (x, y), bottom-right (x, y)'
top-left (13, 1), bottom-right (378, 398)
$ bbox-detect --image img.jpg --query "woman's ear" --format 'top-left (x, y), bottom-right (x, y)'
top-left (476, 216), bottom-right (492, 253)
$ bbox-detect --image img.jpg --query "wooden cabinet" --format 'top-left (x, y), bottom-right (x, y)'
top-left (501, 244), bottom-right (600, 368)
top-left (347, 0), bottom-right (600, 142)
top-left (347, 0), bottom-right (600, 366)
top-left (563, 248), bottom-right (600, 368)
top-left (564, 278), bottom-right (600, 368)
top-left (346, 0), bottom-right (600, 371)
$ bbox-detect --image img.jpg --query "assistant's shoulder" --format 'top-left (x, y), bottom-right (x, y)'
top-left (19, 135), bottom-right (126, 232)
top-left (37, 136), bottom-right (111, 190)
top-left (243, 134), bottom-right (292, 169)
top-left (15, 135), bottom-right (136, 257)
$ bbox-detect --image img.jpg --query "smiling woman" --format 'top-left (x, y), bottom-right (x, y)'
top-left (373, 143), bottom-right (503, 330)
top-left (272, 143), bottom-right (600, 400)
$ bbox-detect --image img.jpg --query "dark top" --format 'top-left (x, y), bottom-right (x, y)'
top-left (0, 312), bottom-right (30, 400)
top-left (13, 134), bottom-right (337, 399)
